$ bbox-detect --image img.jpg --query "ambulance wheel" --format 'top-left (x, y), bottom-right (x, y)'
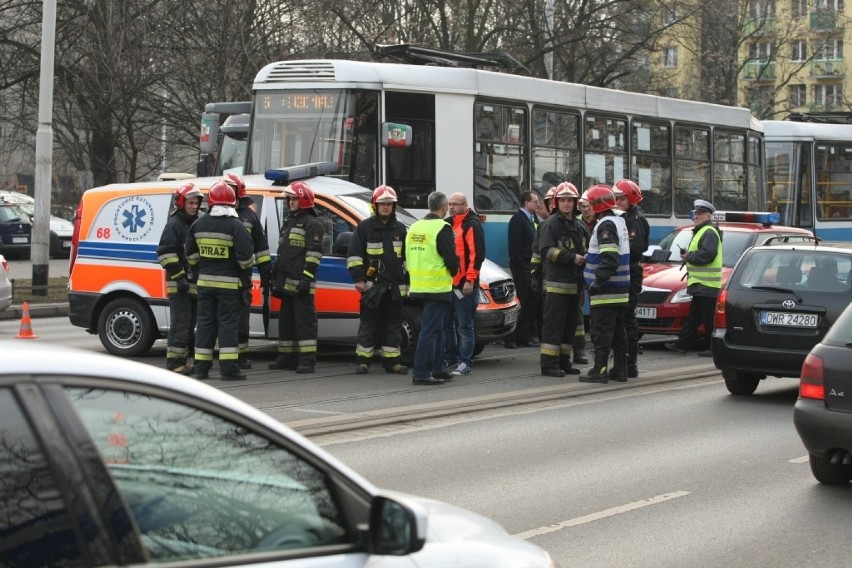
top-left (98, 297), bottom-right (157, 357)
top-left (400, 304), bottom-right (421, 367)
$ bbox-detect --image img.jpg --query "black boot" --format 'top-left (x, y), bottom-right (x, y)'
top-left (296, 356), bottom-right (316, 374)
top-left (579, 366), bottom-right (609, 383)
top-left (541, 366), bottom-right (566, 377)
top-left (268, 355), bottom-right (298, 370)
top-left (559, 356), bottom-right (581, 375)
top-left (609, 352), bottom-right (628, 382)
top-left (627, 353), bottom-right (639, 379)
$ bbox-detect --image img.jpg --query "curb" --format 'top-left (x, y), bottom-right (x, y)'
top-left (0, 303), bottom-right (69, 321)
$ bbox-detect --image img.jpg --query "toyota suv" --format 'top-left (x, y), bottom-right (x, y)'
top-left (712, 240), bottom-right (852, 395)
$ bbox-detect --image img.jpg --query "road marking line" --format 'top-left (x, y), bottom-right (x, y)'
top-left (789, 455), bottom-right (809, 464)
top-left (513, 491), bottom-right (691, 540)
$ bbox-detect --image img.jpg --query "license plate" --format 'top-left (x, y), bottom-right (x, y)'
top-left (12, 237), bottom-right (28, 244)
top-left (635, 307), bottom-right (657, 319)
top-left (760, 311), bottom-right (818, 328)
top-left (62, 240), bottom-right (71, 248)
top-left (503, 309), bottom-right (519, 326)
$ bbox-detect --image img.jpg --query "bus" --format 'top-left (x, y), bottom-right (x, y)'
top-left (763, 120), bottom-right (852, 242)
top-left (223, 50), bottom-right (766, 266)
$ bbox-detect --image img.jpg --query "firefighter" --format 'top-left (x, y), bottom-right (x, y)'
top-left (538, 182), bottom-right (587, 377)
top-left (185, 181), bottom-right (256, 380)
top-left (268, 181), bottom-right (324, 373)
top-left (222, 173), bottom-right (272, 370)
top-left (346, 185), bottom-right (409, 374)
top-left (613, 179), bottom-right (650, 378)
top-left (156, 182), bottom-right (203, 374)
top-left (580, 184), bottom-right (630, 384)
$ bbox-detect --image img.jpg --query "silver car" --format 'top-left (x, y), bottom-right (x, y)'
top-left (0, 254), bottom-right (10, 312)
top-left (0, 342), bottom-right (557, 567)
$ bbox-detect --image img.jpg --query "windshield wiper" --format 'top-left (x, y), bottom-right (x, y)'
top-left (750, 285), bottom-right (803, 303)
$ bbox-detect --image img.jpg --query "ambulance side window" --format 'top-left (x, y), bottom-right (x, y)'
top-left (313, 204), bottom-right (354, 256)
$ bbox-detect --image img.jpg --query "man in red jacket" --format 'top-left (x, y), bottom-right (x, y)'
top-left (443, 192), bottom-right (486, 376)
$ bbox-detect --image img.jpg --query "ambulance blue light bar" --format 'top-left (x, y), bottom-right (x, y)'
top-left (265, 161), bottom-right (339, 184)
top-left (689, 210), bottom-right (781, 225)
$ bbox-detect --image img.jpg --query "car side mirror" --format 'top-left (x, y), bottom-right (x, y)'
top-left (367, 495), bottom-right (427, 555)
top-left (643, 245), bottom-right (672, 262)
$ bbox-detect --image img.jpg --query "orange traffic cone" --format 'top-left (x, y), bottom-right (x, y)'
top-left (16, 301), bottom-right (39, 339)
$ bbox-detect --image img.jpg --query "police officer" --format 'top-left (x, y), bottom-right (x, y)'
top-left (613, 179), bottom-right (650, 378)
top-left (665, 199), bottom-right (722, 356)
top-left (538, 182), bottom-right (586, 377)
top-left (222, 173), bottom-right (272, 370)
top-left (346, 185), bottom-right (409, 374)
top-left (186, 181), bottom-right (256, 380)
top-left (580, 184), bottom-right (630, 384)
top-left (157, 182), bottom-right (203, 374)
top-left (269, 181), bottom-right (324, 373)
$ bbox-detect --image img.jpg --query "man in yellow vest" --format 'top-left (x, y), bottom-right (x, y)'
top-left (665, 199), bottom-right (723, 356)
top-left (406, 192), bottom-right (460, 385)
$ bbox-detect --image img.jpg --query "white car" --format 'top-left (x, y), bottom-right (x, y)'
top-left (0, 342), bottom-right (557, 568)
top-left (0, 190), bottom-right (74, 258)
top-left (0, 254), bottom-right (11, 312)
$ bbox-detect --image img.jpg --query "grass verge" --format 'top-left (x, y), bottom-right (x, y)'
top-left (11, 278), bottom-right (69, 304)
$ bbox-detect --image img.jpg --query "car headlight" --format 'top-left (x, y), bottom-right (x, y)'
top-left (477, 288), bottom-right (489, 304)
top-left (670, 288), bottom-right (693, 303)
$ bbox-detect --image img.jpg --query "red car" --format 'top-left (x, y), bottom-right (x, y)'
top-left (637, 212), bottom-right (814, 338)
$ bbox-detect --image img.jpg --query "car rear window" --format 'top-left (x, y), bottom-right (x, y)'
top-left (823, 303), bottom-right (852, 346)
top-left (730, 250), bottom-right (852, 294)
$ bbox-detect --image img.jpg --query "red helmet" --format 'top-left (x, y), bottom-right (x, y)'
top-left (585, 184), bottom-right (617, 214)
top-left (614, 179), bottom-right (642, 205)
top-left (206, 180), bottom-right (236, 207)
top-left (222, 172), bottom-right (247, 199)
top-left (174, 182), bottom-right (203, 209)
top-left (372, 185), bottom-right (398, 205)
top-left (554, 182), bottom-right (579, 200)
top-left (285, 180), bottom-right (315, 209)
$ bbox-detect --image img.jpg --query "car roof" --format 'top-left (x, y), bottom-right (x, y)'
top-left (0, 341), bottom-right (378, 493)
top-left (671, 221), bottom-right (813, 234)
top-left (749, 242), bottom-right (852, 254)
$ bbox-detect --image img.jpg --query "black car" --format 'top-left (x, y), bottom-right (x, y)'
top-left (712, 241), bottom-right (852, 395)
top-left (0, 203), bottom-right (32, 258)
top-left (794, 302), bottom-right (852, 485)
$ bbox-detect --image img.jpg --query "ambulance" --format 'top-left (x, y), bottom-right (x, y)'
top-left (68, 164), bottom-right (520, 362)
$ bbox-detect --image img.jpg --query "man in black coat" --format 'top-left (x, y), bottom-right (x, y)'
top-left (507, 190), bottom-right (541, 348)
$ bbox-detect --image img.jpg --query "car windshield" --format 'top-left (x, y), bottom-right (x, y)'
top-left (0, 205), bottom-right (30, 223)
top-left (730, 250), bottom-right (852, 293)
top-left (656, 227), bottom-right (751, 268)
top-left (337, 193), bottom-right (419, 227)
top-left (823, 303), bottom-right (852, 346)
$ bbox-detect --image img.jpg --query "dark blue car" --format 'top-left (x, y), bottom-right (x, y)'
top-left (0, 203), bottom-right (31, 258)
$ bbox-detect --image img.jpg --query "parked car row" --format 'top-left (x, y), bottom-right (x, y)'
top-left (0, 191), bottom-right (74, 258)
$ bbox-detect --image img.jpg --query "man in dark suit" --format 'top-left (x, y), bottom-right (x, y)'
top-left (506, 190), bottom-right (541, 348)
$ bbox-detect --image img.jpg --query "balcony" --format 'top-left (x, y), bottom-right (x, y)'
top-left (743, 16), bottom-right (776, 35)
top-left (811, 59), bottom-right (845, 78)
top-left (809, 101), bottom-right (846, 113)
top-left (810, 10), bottom-right (841, 32)
top-left (743, 60), bottom-right (776, 81)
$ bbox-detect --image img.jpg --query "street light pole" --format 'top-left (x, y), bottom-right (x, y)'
top-left (32, 0), bottom-right (57, 295)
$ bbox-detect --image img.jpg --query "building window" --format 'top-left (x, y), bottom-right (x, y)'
top-left (791, 40), bottom-right (807, 61)
top-left (747, 86), bottom-right (775, 116)
top-left (748, 42), bottom-right (773, 61)
top-left (815, 39), bottom-right (843, 59)
top-left (791, 0), bottom-right (808, 17)
top-left (815, 0), bottom-right (844, 12)
top-left (749, 0), bottom-right (775, 19)
top-left (663, 3), bottom-right (679, 24)
top-left (814, 84), bottom-right (843, 106)
top-left (789, 84), bottom-right (807, 107)
top-left (663, 47), bottom-right (678, 68)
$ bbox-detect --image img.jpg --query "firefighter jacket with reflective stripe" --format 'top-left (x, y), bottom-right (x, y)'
top-left (347, 213), bottom-right (408, 300)
top-left (237, 199), bottom-right (272, 282)
top-left (447, 208), bottom-right (485, 288)
top-left (185, 210), bottom-right (256, 291)
top-left (622, 205), bottom-right (650, 265)
top-left (275, 208), bottom-right (324, 296)
top-left (584, 212), bottom-right (630, 306)
top-left (538, 211), bottom-right (586, 295)
top-left (406, 215), bottom-right (458, 301)
top-left (157, 209), bottom-right (198, 296)
top-left (686, 222), bottom-right (722, 297)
